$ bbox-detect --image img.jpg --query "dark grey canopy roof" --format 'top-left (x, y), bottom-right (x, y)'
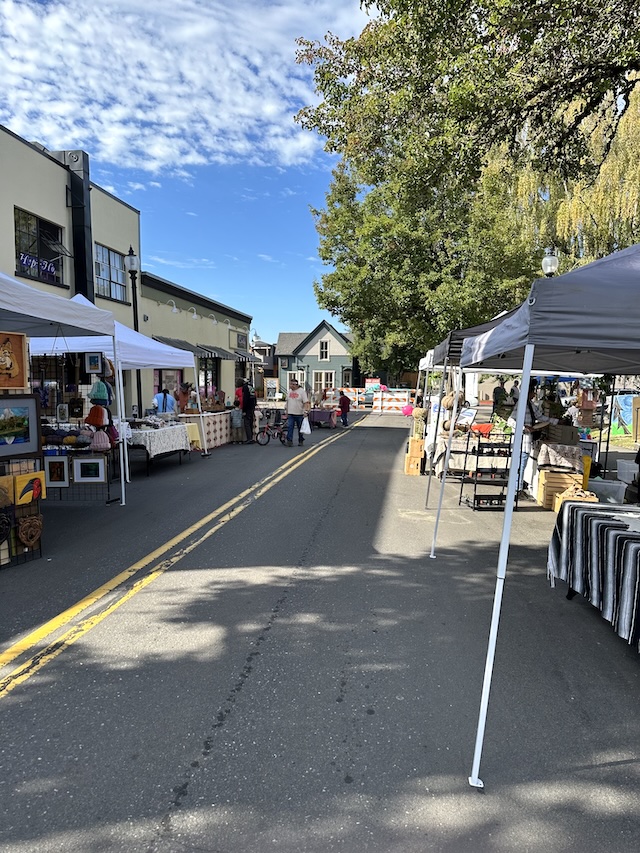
top-left (461, 244), bottom-right (640, 374)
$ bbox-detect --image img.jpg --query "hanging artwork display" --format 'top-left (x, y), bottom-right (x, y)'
top-left (44, 457), bottom-right (70, 488)
top-left (14, 471), bottom-right (46, 505)
top-left (73, 456), bottom-right (106, 484)
top-left (0, 394), bottom-right (42, 459)
top-left (0, 332), bottom-right (28, 391)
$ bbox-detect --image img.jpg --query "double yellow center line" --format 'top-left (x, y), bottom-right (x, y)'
top-left (0, 425), bottom-right (356, 698)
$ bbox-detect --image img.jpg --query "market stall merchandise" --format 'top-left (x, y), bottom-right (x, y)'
top-left (548, 501), bottom-right (640, 649)
top-left (127, 417), bottom-right (191, 476)
top-left (460, 242), bottom-right (640, 788)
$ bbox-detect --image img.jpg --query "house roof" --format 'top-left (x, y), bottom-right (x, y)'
top-left (276, 321), bottom-right (351, 355)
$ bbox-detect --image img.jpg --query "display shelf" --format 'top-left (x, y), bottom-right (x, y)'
top-left (458, 431), bottom-right (517, 511)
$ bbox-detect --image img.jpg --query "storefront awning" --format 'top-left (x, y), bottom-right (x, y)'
top-left (235, 349), bottom-right (261, 363)
top-left (197, 343), bottom-right (236, 360)
top-left (153, 336), bottom-right (234, 360)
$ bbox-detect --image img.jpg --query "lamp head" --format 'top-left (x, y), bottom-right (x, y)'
top-left (123, 245), bottom-right (140, 273)
top-left (542, 247), bottom-right (559, 277)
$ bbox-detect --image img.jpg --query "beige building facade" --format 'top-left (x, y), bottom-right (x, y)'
top-left (0, 124), bottom-right (252, 416)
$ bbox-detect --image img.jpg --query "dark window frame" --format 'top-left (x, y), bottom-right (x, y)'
top-left (14, 207), bottom-right (65, 286)
top-left (95, 243), bottom-right (127, 302)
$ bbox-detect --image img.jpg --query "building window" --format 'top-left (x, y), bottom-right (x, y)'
top-left (319, 341), bottom-right (329, 360)
top-left (313, 370), bottom-right (335, 395)
top-left (14, 208), bottom-right (65, 285)
top-left (95, 244), bottom-right (127, 301)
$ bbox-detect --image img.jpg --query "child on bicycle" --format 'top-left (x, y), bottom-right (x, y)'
top-left (230, 399), bottom-right (245, 444)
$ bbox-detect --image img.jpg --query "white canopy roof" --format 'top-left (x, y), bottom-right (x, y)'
top-left (0, 270), bottom-right (115, 337)
top-left (30, 295), bottom-right (196, 371)
top-left (461, 243), bottom-right (640, 374)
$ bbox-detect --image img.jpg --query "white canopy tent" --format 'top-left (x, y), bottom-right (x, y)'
top-left (459, 243), bottom-right (640, 789)
top-left (0, 270), bottom-right (127, 503)
top-left (30, 295), bottom-right (210, 470)
top-left (0, 270), bottom-right (114, 337)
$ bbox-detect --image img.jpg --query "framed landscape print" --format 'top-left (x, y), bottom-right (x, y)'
top-left (0, 394), bottom-right (42, 459)
top-left (73, 456), bottom-right (106, 484)
top-left (0, 332), bottom-right (28, 391)
top-left (44, 456), bottom-right (70, 488)
top-left (84, 352), bottom-right (103, 374)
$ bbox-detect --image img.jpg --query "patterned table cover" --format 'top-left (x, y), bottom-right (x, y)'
top-left (128, 424), bottom-right (190, 458)
top-left (180, 412), bottom-right (231, 449)
top-left (548, 501), bottom-right (640, 650)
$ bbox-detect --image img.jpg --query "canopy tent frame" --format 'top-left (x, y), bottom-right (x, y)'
top-left (31, 295), bottom-right (212, 482)
top-left (459, 243), bottom-right (640, 789)
top-left (0, 270), bottom-right (124, 503)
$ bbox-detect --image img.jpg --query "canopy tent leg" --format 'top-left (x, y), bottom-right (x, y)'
top-left (194, 365), bottom-right (210, 457)
top-left (425, 357), bottom-right (448, 509)
top-left (468, 343), bottom-right (534, 789)
top-left (429, 366), bottom-right (462, 558)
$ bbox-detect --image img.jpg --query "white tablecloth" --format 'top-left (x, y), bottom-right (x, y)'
top-left (128, 425), bottom-right (190, 458)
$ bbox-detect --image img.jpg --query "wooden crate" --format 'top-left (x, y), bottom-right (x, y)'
top-left (404, 455), bottom-right (423, 476)
top-left (553, 488), bottom-right (599, 513)
top-left (407, 437), bottom-right (425, 458)
top-left (536, 470), bottom-right (582, 509)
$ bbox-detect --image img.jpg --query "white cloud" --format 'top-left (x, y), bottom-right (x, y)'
top-left (257, 254), bottom-right (276, 263)
top-left (0, 0), bottom-right (371, 172)
top-left (147, 254), bottom-right (217, 270)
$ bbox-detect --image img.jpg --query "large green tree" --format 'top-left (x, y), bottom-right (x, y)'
top-left (296, 1), bottom-right (640, 374)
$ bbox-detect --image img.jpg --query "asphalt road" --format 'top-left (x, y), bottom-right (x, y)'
top-left (1, 415), bottom-right (639, 852)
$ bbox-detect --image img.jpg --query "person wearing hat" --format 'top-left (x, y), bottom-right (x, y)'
top-left (284, 377), bottom-right (310, 446)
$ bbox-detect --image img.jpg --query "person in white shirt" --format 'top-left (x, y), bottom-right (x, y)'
top-left (509, 380), bottom-right (520, 403)
top-left (284, 378), bottom-right (310, 446)
top-left (508, 380), bottom-right (558, 495)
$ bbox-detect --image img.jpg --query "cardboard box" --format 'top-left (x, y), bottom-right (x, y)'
top-left (536, 470), bottom-right (582, 509)
top-left (553, 488), bottom-right (599, 513)
top-left (546, 424), bottom-right (580, 445)
top-left (404, 455), bottom-right (423, 476)
top-left (407, 437), bottom-right (425, 458)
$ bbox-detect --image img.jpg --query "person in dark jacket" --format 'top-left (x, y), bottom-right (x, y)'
top-left (241, 380), bottom-right (257, 443)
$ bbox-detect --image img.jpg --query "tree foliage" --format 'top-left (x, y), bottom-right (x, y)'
top-left (296, 1), bottom-right (640, 375)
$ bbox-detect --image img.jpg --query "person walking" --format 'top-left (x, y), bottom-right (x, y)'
top-left (241, 379), bottom-right (257, 443)
top-left (338, 390), bottom-right (351, 427)
top-left (509, 380), bottom-right (520, 404)
top-left (492, 379), bottom-right (507, 416)
top-left (285, 377), bottom-right (310, 446)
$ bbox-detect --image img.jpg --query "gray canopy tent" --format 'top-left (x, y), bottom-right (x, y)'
top-left (459, 243), bottom-right (640, 789)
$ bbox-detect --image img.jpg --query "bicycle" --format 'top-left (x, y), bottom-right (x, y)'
top-left (256, 416), bottom-right (288, 446)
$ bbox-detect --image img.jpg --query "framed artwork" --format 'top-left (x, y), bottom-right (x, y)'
top-left (56, 403), bottom-right (69, 422)
top-left (73, 456), bottom-right (106, 484)
top-left (84, 352), bottom-right (103, 374)
top-left (0, 474), bottom-right (14, 507)
top-left (44, 456), bottom-right (70, 488)
top-left (14, 471), bottom-right (46, 505)
top-left (0, 394), bottom-right (42, 459)
top-left (0, 332), bottom-right (28, 391)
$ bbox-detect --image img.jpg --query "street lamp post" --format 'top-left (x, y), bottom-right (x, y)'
top-left (541, 247), bottom-right (559, 277)
top-left (249, 329), bottom-right (258, 388)
top-left (124, 246), bottom-right (142, 415)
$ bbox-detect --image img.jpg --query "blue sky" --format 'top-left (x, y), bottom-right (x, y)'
top-left (0, 0), bottom-right (373, 343)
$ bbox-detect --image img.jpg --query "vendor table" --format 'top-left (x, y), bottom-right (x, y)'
top-left (308, 408), bottom-right (337, 428)
top-left (548, 501), bottom-right (640, 651)
top-left (179, 411), bottom-right (231, 449)
top-left (128, 424), bottom-right (190, 475)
